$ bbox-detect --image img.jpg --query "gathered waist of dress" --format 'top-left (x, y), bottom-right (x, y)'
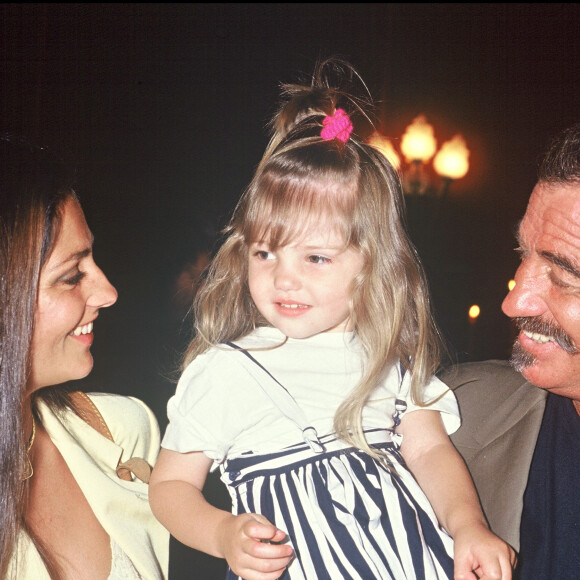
top-left (221, 428), bottom-right (396, 486)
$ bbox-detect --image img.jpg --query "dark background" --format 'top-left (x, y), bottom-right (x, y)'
top-left (2, 4), bottom-right (580, 577)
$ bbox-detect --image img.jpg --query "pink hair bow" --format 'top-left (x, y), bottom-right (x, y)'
top-left (321, 108), bottom-right (353, 143)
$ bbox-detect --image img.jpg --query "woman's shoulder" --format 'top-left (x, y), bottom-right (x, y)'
top-left (85, 392), bottom-right (161, 452)
top-left (86, 392), bottom-right (156, 424)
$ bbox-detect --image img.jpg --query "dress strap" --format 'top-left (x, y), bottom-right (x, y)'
top-left (225, 342), bottom-right (325, 453)
top-left (392, 361), bottom-right (408, 427)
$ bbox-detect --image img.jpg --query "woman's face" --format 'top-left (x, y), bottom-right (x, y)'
top-left (28, 198), bottom-right (118, 391)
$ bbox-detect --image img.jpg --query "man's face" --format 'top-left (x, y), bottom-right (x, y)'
top-left (502, 182), bottom-right (580, 409)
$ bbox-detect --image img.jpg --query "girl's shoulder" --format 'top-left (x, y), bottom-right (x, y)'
top-left (178, 333), bottom-right (274, 386)
top-left (183, 328), bottom-right (286, 370)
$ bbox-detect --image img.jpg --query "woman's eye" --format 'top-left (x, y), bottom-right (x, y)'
top-left (308, 255), bottom-right (330, 264)
top-left (63, 271), bottom-right (86, 286)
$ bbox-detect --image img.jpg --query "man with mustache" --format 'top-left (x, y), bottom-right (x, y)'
top-left (441, 122), bottom-right (580, 579)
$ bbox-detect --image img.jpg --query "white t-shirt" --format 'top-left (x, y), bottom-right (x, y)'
top-left (163, 327), bottom-right (459, 466)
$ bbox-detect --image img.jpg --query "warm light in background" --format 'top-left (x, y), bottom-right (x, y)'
top-left (508, 279), bottom-right (516, 291)
top-left (367, 132), bottom-right (401, 169)
top-left (468, 304), bottom-right (480, 321)
top-left (432, 134), bottom-right (470, 180)
top-left (400, 115), bottom-right (437, 163)
top-left (368, 114), bottom-right (470, 197)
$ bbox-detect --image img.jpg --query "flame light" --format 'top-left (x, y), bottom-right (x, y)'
top-left (367, 114), bottom-right (470, 196)
top-left (400, 115), bottom-right (437, 163)
top-left (433, 135), bottom-right (470, 180)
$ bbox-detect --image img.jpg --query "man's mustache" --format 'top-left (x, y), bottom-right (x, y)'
top-left (514, 316), bottom-right (579, 354)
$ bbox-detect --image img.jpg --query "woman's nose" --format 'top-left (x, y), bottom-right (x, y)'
top-left (501, 260), bottom-right (548, 319)
top-left (87, 265), bottom-right (118, 309)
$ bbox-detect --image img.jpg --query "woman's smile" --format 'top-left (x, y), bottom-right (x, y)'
top-left (29, 199), bottom-right (117, 390)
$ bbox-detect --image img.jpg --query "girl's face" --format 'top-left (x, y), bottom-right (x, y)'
top-left (28, 198), bottom-right (118, 391)
top-left (248, 224), bottom-right (364, 339)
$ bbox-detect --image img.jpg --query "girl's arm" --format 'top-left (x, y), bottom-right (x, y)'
top-left (398, 409), bottom-right (516, 580)
top-left (149, 448), bottom-right (293, 580)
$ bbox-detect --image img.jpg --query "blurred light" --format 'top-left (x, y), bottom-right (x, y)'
top-left (400, 115), bottom-right (437, 163)
top-left (468, 304), bottom-right (480, 320)
top-left (433, 134), bottom-right (470, 180)
top-left (367, 132), bottom-right (401, 169)
top-left (508, 279), bottom-right (516, 291)
top-left (367, 114), bottom-right (470, 197)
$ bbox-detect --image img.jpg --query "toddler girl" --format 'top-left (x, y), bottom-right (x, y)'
top-left (150, 59), bottom-right (515, 580)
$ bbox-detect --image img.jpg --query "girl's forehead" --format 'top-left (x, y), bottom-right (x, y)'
top-left (251, 212), bottom-right (350, 246)
top-left (262, 225), bottom-right (347, 247)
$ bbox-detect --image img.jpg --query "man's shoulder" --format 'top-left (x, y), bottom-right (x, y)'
top-left (441, 361), bottom-right (546, 551)
top-left (439, 359), bottom-right (534, 401)
top-left (440, 359), bottom-right (546, 443)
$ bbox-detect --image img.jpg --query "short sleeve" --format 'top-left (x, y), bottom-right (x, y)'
top-left (161, 349), bottom-right (249, 464)
top-left (400, 372), bottom-right (461, 435)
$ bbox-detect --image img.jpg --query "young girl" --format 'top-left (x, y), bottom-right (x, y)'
top-left (150, 59), bottom-right (515, 580)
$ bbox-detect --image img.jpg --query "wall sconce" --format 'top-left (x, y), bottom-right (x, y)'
top-left (368, 114), bottom-right (470, 197)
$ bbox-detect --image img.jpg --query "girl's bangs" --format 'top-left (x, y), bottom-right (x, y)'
top-left (245, 171), bottom-right (358, 248)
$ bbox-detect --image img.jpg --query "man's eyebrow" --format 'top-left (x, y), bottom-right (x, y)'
top-left (540, 250), bottom-right (580, 279)
top-left (47, 248), bottom-right (91, 272)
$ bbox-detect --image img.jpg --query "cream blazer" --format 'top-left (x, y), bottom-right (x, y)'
top-left (441, 360), bottom-right (546, 551)
top-left (8, 393), bottom-right (169, 579)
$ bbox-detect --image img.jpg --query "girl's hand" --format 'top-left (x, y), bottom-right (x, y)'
top-left (219, 512), bottom-right (294, 580)
top-left (453, 523), bottom-right (517, 580)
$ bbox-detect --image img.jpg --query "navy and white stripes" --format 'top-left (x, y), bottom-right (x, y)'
top-left (221, 434), bottom-right (454, 580)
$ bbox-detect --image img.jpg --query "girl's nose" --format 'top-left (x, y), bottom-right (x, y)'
top-left (87, 265), bottom-right (118, 309)
top-left (501, 260), bottom-right (548, 319)
top-left (274, 260), bottom-right (301, 291)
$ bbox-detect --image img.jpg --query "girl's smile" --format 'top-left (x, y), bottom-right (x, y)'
top-left (275, 300), bottom-right (311, 316)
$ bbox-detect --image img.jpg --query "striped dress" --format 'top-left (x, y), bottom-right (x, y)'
top-left (163, 329), bottom-right (457, 579)
top-left (220, 344), bottom-right (454, 579)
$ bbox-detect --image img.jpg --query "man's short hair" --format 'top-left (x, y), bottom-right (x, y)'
top-left (538, 122), bottom-right (580, 184)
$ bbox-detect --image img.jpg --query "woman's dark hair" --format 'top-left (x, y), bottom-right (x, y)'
top-left (0, 134), bottom-right (77, 576)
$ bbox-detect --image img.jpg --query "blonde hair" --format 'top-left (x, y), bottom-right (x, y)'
top-left (184, 58), bottom-right (443, 456)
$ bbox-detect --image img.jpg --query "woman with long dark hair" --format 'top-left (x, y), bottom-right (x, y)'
top-left (0, 134), bottom-right (168, 579)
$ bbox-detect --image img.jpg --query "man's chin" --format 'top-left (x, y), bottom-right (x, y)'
top-left (509, 340), bottom-right (537, 373)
